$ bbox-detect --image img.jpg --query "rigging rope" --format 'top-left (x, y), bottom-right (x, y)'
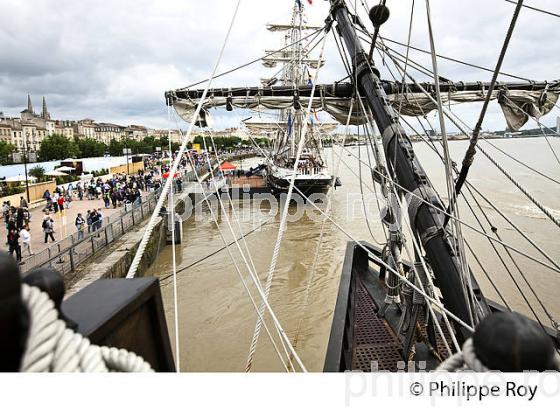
top-left (504, 0), bottom-right (560, 19)
top-left (425, 0), bottom-right (476, 327)
top-left (451, 0), bottom-right (524, 223)
top-left (170, 112), bottom-right (301, 372)
top-left (166, 105), bottom-right (181, 372)
top-left (245, 28), bottom-right (331, 372)
top-left (126, 0), bottom-right (243, 279)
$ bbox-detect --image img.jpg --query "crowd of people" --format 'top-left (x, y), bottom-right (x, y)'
top-left (3, 157), bottom-right (171, 264)
top-left (3, 148), bottom-right (242, 264)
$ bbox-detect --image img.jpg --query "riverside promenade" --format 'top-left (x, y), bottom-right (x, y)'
top-left (2, 193), bottom-right (149, 264)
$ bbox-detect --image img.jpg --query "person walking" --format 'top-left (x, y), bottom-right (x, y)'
top-left (43, 216), bottom-right (55, 243)
top-left (20, 224), bottom-right (32, 256)
top-left (75, 213), bottom-right (86, 240)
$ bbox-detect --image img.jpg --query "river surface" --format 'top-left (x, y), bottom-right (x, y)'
top-left (146, 137), bottom-right (560, 372)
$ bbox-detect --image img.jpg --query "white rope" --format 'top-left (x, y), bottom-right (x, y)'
top-left (19, 284), bottom-right (153, 372)
top-left (171, 122), bottom-right (301, 372)
top-left (436, 338), bottom-right (488, 372)
top-left (245, 29), bottom-right (330, 372)
top-left (289, 100), bottom-right (355, 355)
top-left (198, 132), bottom-right (296, 371)
top-left (126, 0), bottom-right (242, 279)
top-left (425, 0), bottom-right (475, 327)
top-left (167, 104), bottom-right (181, 372)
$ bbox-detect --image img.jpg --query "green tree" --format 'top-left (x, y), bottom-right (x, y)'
top-left (0, 141), bottom-right (16, 165)
top-left (29, 165), bottom-right (45, 180)
top-left (108, 139), bottom-right (124, 156)
top-left (75, 137), bottom-right (106, 158)
top-left (39, 134), bottom-right (81, 161)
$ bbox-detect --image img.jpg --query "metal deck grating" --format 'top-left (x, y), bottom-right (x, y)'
top-left (417, 309), bottom-right (453, 360)
top-left (351, 277), bottom-right (403, 372)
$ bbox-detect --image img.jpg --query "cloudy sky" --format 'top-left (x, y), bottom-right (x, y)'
top-left (1, 0), bottom-right (559, 132)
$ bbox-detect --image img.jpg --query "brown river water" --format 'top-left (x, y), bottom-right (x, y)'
top-left (146, 137), bottom-right (560, 371)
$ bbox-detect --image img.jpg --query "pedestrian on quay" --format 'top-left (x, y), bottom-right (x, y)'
top-left (52, 192), bottom-right (59, 213)
top-left (75, 213), bottom-right (86, 240)
top-left (57, 194), bottom-right (64, 215)
top-left (7, 227), bottom-right (22, 262)
top-left (96, 208), bottom-right (103, 229)
top-left (77, 183), bottom-right (84, 200)
top-left (64, 191), bottom-right (71, 209)
top-left (16, 207), bottom-right (24, 230)
top-left (20, 224), bottom-right (32, 256)
top-left (42, 216), bottom-right (55, 243)
top-left (86, 210), bottom-right (93, 233)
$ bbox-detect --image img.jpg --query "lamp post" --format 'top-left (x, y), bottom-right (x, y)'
top-left (123, 147), bottom-right (132, 175)
top-left (22, 131), bottom-right (30, 203)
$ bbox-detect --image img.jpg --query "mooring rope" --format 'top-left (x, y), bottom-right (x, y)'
top-left (19, 284), bottom-right (153, 372)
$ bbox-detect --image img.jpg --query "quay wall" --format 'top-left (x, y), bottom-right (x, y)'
top-left (1, 180), bottom-right (56, 207)
top-left (66, 215), bottom-right (166, 296)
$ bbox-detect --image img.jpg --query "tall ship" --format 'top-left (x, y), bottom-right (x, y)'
top-left (7, 0), bottom-right (560, 375)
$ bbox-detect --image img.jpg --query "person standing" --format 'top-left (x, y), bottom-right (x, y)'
top-left (86, 210), bottom-right (93, 233)
top-left (96, 208), bottom-right (103, 230)
top-left (7, 227), bottom-right (22, 262)
top-left (43, 216), bottom-right (55, 243)
top-left (75, 213), bottom-right (86, 240)
top-left (52, 192), bottom-right (59, 213)
top-left (20, 224), bottom-right (32, 256)
top-left (57, 195), bottom-right (65, 215)
top-left (19, 196), bottom-right (28, 209)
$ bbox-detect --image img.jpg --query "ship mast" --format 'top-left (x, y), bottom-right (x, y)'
top-left (265, 4), bottom-right (322, 159)
top-left (328, 0), bottom-right (488, 341)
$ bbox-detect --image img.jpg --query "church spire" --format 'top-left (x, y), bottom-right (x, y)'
top-left (27, 93), bottom-right (33, 114)
top-left (41, 96), bottom-right (50, 119)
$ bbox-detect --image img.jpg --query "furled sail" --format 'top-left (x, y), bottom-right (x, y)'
top-left (388, 89), bottom-right (559, 130)
top-left (168, 81), bottom-right (559, 131)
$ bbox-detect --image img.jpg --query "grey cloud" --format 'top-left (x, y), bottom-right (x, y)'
top-left (0, 0), bottom-right (558, 133)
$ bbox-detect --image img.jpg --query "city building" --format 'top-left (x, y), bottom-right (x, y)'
top-left (72, 119), bottom-right (97, 139)
top-left (0, 94), bottom-right (185, 156)
top-left (94, 122), bottom-right (126, 144)
top-left (124, 125), bottom-right (148, 141)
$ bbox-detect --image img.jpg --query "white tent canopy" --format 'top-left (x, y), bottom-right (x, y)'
top-left (56, 166), bottom-right (75, 172)
top-left (4, 175), bottom-right (37, 183)
top-left (46, 170), bottom-right (68, 177)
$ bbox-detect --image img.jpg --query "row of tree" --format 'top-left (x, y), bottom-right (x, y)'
top-left (37, 134), bottom-right (181, 161)
top-left (0, 133), bottom-right (272, 165)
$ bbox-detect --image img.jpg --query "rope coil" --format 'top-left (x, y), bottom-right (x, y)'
top-left (19, 284), bottom-right (153, 372)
